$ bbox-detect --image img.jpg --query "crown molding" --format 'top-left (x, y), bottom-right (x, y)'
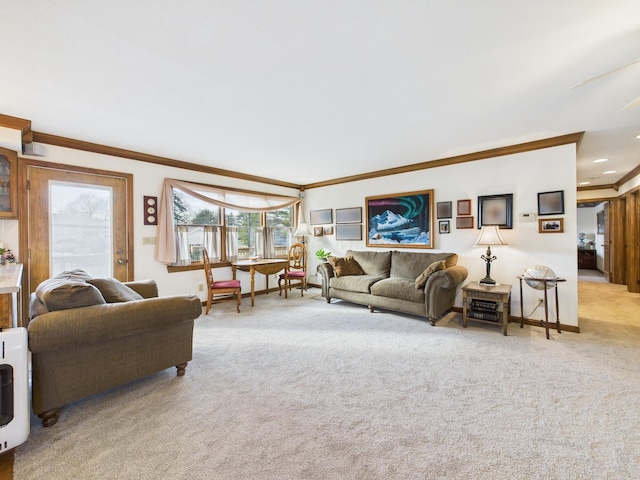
top-left (0, 113), bottom-right (33, 143)
top-left (303, 132), bottom-right (585, 190)
top-left (31, 131), bottom-right (301, 190)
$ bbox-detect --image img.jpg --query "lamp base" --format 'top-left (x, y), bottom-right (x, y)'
top-left (479, 276), bottom-right (496, 285)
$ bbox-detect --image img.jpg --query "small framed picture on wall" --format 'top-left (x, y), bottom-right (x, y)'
top-left (437, 202), bottom-right (452, 219)
top-left (538, 190), bottom-right (564, 216)
top-left (538, 218), bottom-right (564, 233)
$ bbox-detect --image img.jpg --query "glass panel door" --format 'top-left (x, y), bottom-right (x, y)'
top-left (50, 182), bottom-right (113, 277)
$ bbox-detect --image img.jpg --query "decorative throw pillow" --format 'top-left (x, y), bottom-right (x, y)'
top-left (327, 256), bottom-right (365, 277)
top-left (415, 260), bottom-right (446, 289)
top-left (88, 277), bottom-right (144, 303)
top-left (35, 278), bottom-right (106, 312)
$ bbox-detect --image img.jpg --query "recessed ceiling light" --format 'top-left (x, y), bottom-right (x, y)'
top-left (636, 134), bottom-right (640, 139)
top-left (593, 158), bottom-right (608, 163)
top-left (603, 170), bottom-right (616, 174)
top-left (579, 181), bottom-right (591, 185)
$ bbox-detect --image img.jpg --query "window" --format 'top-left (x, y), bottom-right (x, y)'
top-left (225, 209), bottom-right (260, 259)
top-left (266, 207), bottom-right (293, 258)
top-left (174, 190), bottom-right (221, 263)
top-left (167, 184), bottom-right (296, 266)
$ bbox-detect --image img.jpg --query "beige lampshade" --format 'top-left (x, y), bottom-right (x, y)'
top-left (475, 225), bottom-right (508, 246)
top-left (294, 222), bottom-right (312, 237)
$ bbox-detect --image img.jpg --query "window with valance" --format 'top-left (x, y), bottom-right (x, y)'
top-left (154, 179), bottom-right (302, 266)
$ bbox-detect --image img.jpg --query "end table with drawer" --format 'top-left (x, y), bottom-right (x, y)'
top-left (462, 282), bottom-right (512, 335)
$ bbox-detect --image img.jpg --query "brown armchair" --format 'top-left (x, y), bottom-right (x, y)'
top-left (28, 270), bottom-right (202, 427)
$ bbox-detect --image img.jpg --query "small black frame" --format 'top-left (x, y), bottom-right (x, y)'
top-left (537, 190), bottom-right (564, 216)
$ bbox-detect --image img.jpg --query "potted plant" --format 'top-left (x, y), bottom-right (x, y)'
top-left (315, 248), bottom-right (332, 261)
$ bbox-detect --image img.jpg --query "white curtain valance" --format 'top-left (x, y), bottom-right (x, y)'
top-left (154, 179), bottom-right (301, 265)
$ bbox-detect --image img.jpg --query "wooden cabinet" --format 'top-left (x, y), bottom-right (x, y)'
top-left (0, 146), bottom-right (17, 219)
top-left (578, 249), bottom-right (597, 270)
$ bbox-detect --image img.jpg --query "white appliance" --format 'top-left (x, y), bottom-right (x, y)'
top-left (0, 327), bottom-right (29, 452)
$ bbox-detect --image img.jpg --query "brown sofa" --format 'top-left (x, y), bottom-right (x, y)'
top-left (28, 270), bottom-right (202, 427)
top-left (318, 250), bottom-right (468, 325)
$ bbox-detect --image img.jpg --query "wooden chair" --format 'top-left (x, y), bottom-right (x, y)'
top-left (203, 248), bottom-right (241, 313)
top-left (278, 243), bottom-right (307, 298)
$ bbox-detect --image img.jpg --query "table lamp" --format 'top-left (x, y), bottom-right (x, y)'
top-left (475, 225), bottom-right (508, 285)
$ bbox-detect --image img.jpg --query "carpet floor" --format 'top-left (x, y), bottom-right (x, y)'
top-left (14, 283), bottom-right (640, 479)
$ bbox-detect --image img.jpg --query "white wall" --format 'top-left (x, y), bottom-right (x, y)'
top-left (303, 144), bottom-right (579, 326)
top-left (15, 143), bottom-right (299, 301)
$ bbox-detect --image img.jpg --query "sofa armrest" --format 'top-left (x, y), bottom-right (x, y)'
top-left (424, 265), bottom-right (468, 324)
top-left (317, 262), bottom-right (334, 298)
top-left (425, 265), bottom-right (468, 290)
top-left (124, 279), bottom-right (158, 299)
top-left (28, 295), bottom-right (202, 353)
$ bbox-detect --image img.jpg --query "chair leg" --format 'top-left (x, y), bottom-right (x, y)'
top-left (205, 293), bottom-right (212, 314)
top-left (236, 288), bottom-right (241, 313)
top-left (278, 277), bottom-right (283, 296)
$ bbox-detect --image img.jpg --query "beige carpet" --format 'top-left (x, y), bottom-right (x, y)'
top-left (14, 282), bottom-right (640, 479)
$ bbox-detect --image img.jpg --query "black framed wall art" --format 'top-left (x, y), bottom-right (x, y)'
top-left (537, 190), bottom-right (564, 216)
top-left (478, 193), bottom-right (513, 229)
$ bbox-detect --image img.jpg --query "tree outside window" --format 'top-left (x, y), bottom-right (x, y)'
top-left (174, 190), bottom-right (221, 261)
top-left (226, 209), bottom-right (260, 258)
top-left (266, 207), bottom-right (293, 257)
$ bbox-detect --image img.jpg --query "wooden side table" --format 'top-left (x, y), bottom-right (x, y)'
top-left (462, 282), bottom-right (512, 336)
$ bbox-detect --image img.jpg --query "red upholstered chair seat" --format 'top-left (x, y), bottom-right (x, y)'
top-left (280, 271), bottom-right (305, 279)
top-left (212, 280), bottom-right (241, 289)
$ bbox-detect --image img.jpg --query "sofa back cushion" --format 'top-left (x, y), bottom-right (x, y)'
top-left (35, 276), bottom-right (106, 312)
top-left (346, 250), bottom-right (391, 277)
top-left (390, 251), bottom-right (458, 279)
top-left (88, 277), bottom-right (145, 303)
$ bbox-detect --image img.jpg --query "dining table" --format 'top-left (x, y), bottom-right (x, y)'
top-left (231, 258), bottom-right (288, 307)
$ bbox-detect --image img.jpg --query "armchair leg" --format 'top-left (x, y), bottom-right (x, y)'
top-left (39, 408), bottom-right (60, 427)
top-left (176, 363), bottom-right (188, 377)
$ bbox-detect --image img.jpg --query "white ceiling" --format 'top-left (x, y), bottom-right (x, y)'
top-left (2, 1), bottom-right (639, 187)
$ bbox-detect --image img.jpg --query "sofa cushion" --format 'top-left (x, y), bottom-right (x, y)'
top-left (327, 256), bottom-right (365, 277)
top-left (330, 274), bottom-right (386, 294)
top-left (88, 277), bottom-right (145, 303)
top-left (35, 278), bottom-right (106, 312)
top-left (390, 251), bottom-right (457, 279)
top-left (370, 278), bottom-right (426, 303)
top-left (345, 250), bottom-right (392, 276)
top-left (415, 260), bottom-right (446, 289)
